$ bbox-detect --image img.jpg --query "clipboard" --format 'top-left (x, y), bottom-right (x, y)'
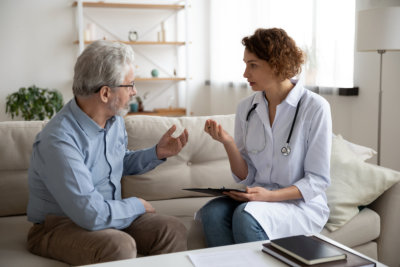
top-left (183, 187), bottom-right (246, 196)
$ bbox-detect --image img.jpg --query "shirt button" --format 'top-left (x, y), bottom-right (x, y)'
top-left (187, 161), bottom-right (192, 166)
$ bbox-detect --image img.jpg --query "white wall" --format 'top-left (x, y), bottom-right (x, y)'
top-left (0, 0), bottom-right (77, 121)
top-left (0, 0), bottom-right (211, 119)
top-left (0, 0), bottom-right (399, 170)
top-left (205, 1), bottom-right (400, 171)
top-left (185, 0), bottom-right (211, 116)
top-left (351, 0), bottom-right (400, 170)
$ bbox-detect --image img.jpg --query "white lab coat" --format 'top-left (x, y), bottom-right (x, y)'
top-left (233, 79), bottom-right (332, 240)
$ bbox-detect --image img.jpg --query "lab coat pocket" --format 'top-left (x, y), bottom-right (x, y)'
top-left (245, 115), bottom-right (266, 154)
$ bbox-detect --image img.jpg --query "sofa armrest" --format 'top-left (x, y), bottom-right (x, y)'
top-left (369, 181), bottom-right (400, 267)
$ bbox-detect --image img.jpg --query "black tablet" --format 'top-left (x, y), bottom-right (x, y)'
top-left (182, 187), bottom-right (246, 196)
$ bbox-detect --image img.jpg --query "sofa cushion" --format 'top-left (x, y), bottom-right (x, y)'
top-left (122, 115), bottom-right (243, 200)
top-left (0, 121), bottom-right (46, 216)
top-left (321, 207), bottom-right (380, 248)
top-left (351, 242), bottom-right (378, 261)
top-left (325, 134), bottom-right (400, 231)
top-left (0, 216), bottom-right (68, 267)
top-left (333, 134), bottom-right (376, 161)
top-left (149, 196), bottom-right (214, 250)
top-left (149, 197), bottom-right (214, 220)
top-left (0, 171), bottom-right (30, 216)
top-left (0, 121), bottom-right (45, 170)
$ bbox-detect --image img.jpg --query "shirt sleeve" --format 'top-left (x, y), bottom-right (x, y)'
top-left (122, 145), bottom-right (165, 176)
top-left (36, 135), bottom-right (146, 231)
top-left (232, 103), bottom-right (257, 185)
top-left (293, 100), bottom-right (332, 202)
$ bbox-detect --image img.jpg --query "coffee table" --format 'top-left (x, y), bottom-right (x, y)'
top-left (78, 234), bottom-right (386, 267)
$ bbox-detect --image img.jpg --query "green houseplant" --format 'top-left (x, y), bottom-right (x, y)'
top-left (6, 85), bottom-right (63, 120)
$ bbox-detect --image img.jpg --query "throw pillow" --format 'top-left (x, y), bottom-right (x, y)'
top-left (333, 133), bottom-right (377, 161)
top-left (325, 134), bottom-right (400, 231)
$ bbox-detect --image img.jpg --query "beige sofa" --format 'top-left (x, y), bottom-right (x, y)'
top-left (1, 115), bottom-right (399, 267)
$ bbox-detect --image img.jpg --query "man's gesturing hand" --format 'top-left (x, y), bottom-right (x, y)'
top-left (156, 125), bottom-right (189, 159)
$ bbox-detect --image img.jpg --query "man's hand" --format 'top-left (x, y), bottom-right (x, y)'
top-left (138, 198), bottom-right (156, 213)
top-left (204, 119), bottom-right (234, 145)
top-left (156, 125), bottom-right (189, 159)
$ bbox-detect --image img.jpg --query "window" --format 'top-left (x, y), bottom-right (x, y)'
top-left (209, 0), bottom-right (355, 87)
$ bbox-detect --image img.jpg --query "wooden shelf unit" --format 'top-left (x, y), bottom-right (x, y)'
top-left (135, 77), bottom-right (186, 81)
top-left (72, 2), bottom-right (184, 10)
top-left (126, 108), bottom-right (186, 117)
top-left (74, 1), bottom-right (191, 116)
top-left (73, 40), bottom-right (186, 46)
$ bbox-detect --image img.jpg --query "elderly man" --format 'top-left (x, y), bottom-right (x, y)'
top-left (26, 40), bottom-right (189, 265)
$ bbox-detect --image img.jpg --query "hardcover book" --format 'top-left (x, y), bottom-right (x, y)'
top-left (262, 235), bottom-right (375, 267)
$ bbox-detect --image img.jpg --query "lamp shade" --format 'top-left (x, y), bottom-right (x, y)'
top-left (357, 7), bottom-right (400, 51)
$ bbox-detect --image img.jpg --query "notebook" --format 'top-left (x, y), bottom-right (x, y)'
top-left (262, 235), bottom-right (375, 267)
top-left (270, 235), bottom-right (346, 265)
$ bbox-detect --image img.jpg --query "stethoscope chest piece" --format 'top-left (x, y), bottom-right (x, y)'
top-left (245, 95), bottom-right (302, 156)
top-left (281, 144), bottom-right (291, 156)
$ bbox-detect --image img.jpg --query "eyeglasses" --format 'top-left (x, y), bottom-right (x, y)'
top-left (118, 81), bottom-right (135, 91)
top-left (95, 81), bottom-right (135, 93)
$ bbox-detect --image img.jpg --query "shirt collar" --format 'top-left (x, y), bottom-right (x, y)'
top-left (70, 98), bottom-right (116, 138)
top-left (284, 78), bottom-right (305, 107)
top-left (251, 77), bottom-right (305, 108)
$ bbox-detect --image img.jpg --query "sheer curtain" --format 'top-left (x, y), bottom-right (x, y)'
top-left (209, 0), bottom-right (355, 88)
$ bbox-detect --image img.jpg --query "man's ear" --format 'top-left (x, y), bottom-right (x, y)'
top-left (99, 86), bottom-right (111, 103)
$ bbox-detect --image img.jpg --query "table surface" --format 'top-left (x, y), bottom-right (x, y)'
top-left (78, 234), bottom-right (386, 267)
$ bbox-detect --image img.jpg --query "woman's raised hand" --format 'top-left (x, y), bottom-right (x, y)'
top-left (204, 119), bottom-right (234, 145)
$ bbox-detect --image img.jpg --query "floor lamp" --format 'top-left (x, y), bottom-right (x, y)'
top-left (356, 7), bottom-right (400, 166)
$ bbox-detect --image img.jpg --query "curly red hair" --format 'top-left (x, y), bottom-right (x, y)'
top-left (242, 28), bottom-right (304, 80)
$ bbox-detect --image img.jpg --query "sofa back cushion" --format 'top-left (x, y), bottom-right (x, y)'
top-left (122, 115), bottom-right (242, 200)
top-left (0, 115), bottom-right (238, 214)
top-left (0, 121), bottom-right (46, 216)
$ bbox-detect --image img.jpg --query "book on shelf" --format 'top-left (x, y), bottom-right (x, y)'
top-left (262, 235), bottom-right (375, 267)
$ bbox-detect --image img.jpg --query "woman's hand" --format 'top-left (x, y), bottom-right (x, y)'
top-left (204, 119), bottom-right (234, 145)
top-left (204, 119), bottom-right (248, 180)
top-left (224, 186), bottom-right (302, 202)
top-left (223, 187), bottom-right (275, 202)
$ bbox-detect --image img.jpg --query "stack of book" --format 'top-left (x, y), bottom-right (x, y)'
top-left (262, 235), bottom-right (375, 267)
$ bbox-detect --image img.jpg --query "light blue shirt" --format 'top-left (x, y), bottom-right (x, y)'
top-left (27, 98), bottom-right (164, 231)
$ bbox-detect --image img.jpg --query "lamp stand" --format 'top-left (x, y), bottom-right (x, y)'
top-left (377, 49), bottom-right (385, 166)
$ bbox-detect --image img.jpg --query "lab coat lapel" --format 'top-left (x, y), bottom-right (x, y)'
top-left (253, 92), bottom-right (271, 131)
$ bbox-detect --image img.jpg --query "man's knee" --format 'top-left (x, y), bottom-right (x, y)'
top-left (161, 216), bottom-right (187, 240)
top-left (159, 216), bottom-right (187, 252)
top-left (100, 230), bottom-right (137, 262)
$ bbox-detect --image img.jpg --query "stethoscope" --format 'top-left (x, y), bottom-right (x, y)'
top-left (244, 98), bottom-right (302, 156)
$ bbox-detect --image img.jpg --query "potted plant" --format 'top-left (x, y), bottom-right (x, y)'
top-left (6, 85), bottom-right (63, 120)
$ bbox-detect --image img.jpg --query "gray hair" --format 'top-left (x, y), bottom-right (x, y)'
top-left (73, 40), bottom-right (134, 96)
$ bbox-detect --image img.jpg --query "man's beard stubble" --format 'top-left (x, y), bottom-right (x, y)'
top-left (110, 95), bottom-right (131, 117)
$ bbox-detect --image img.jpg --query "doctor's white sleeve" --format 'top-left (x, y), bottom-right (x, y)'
top-left (232, 106), bottom-right (257, 185)
top-left (294, 101), bottom-right (332, 203)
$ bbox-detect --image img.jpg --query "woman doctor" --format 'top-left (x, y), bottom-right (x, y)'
top-left (200, 28), bottom-right (332, 247)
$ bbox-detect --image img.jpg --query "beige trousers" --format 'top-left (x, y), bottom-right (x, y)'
top-left (27, 213), bottom-right (187, 266)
